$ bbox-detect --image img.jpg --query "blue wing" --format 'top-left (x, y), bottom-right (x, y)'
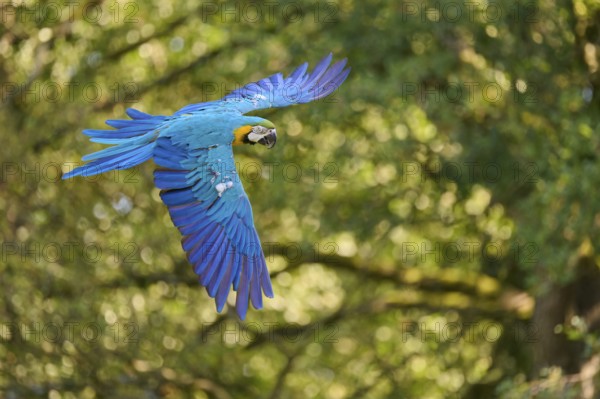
top-left (154, 135), bottom-right (274, 319)
top-left (175, 53), bottom-right (351, 116)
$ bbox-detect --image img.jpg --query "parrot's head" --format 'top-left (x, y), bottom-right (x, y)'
top-left (233, 118), bottom-right (277, 149)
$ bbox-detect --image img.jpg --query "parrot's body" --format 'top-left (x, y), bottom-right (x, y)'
top-left (63, 53), bottom-right (350, 319)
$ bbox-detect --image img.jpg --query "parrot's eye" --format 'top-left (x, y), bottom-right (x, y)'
top-left (246, 126), bottom-right (277, 149)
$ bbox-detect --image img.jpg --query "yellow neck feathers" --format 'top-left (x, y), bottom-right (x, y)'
top-left (233, 125), bottom-right (253, 146)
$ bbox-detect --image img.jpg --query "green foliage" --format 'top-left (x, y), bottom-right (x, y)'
top-left (1, 0), bottom-right (600, 397)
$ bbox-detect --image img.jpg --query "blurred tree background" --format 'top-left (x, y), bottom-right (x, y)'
top-left (1, 0), bottom-right (600, 397)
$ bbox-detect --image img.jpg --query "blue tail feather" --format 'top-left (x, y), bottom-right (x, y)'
top-left (84, 126), bottom-right (153, 140)
top-left (63, 108), bottom-right (165, 180)
top-left (105, 119), bottom-right (159, 128)
top-left (126, 108), bottom-right (154, 119)
top-left (63, 145), bottom-right (154, 178)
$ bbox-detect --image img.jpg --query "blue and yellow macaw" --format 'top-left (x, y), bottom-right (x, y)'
top-left (63, 53), bottom-right (350, 319)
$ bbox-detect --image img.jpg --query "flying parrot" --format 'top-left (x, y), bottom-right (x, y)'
top-left (63, 53), bottom-right (350, 319)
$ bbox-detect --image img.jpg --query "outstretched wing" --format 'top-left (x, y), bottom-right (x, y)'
top-left (175, 53), bottom-right (350, 116)
top-left (153, 134), bottom-right (273, 319)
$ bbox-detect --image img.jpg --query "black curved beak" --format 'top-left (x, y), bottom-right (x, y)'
top-left (258, 129), bottom-right (277, 149)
